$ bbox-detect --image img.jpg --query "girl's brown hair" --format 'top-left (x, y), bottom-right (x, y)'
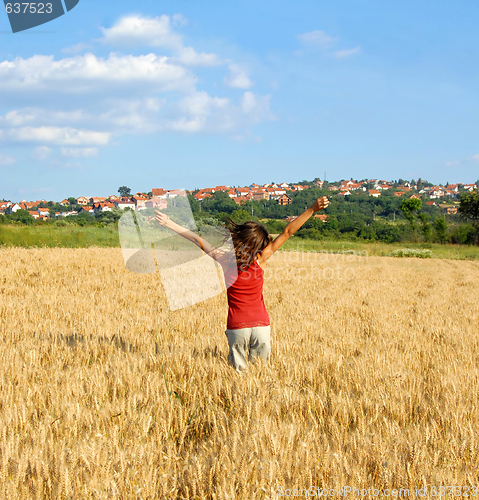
top-left (224, 218), bottom-right (272, 271)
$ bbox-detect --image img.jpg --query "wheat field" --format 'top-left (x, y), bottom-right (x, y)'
top-left (1, 247), bottom-right (479, 499)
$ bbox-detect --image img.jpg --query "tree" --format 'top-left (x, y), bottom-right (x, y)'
top-left (399, 198), bottom-right (422, 229)
top-left (418, 213), bottom-right (431, 241)
top-left (118, 186), bottom-right (131, 197)
top-left (433, 216), bottom-right (448, 243)
top-left (201, 191), bottom-right (237, 215)
top-left (230, 209), bottom-right (251, 224)
top-left (459, 190), bottom-right (479, 243)
top-left (68, 197), bottom-right (76, 205)
top-left (10, 209), bottom-right (35, 225)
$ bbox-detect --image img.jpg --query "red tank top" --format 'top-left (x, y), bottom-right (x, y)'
top-left (223, 261), bottom-right (270, 330)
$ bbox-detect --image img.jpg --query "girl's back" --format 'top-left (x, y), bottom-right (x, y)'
top-left (223, 260), bottom-right (269, 330)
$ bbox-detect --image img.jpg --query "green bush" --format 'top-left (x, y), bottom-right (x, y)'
top-left (263, 219), bottom-right (287, 234)
top-left (389, 248), bottom-right (433, 258)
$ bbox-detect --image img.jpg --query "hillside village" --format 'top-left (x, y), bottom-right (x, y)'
top-left (1, 178), bottom-right (478, 221)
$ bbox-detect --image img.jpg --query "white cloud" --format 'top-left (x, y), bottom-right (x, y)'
top-left (178, 91), bottom-right (229, 116)
top-left (173, 13), bottom-right (188, 27)
top-left (298, 30), bottom-right (337, 49)
top-left (1, 127), bottom-right (110, 145)
top-left (0, 53), bottom-right (190, 93)
top-left (0, 14), bottom-right (271, 152)
top-left (472, 154), bottom-right (479, 161)
top-left (241, 92), bottom-right (272, 122)
top-left (32, 146), bottom-right (51, 160)
top-left (99, 15), bottom-right (220, 68)
top-left (224, 64), bottom-right (253, 89)
top-left (446, 160), bottom-right (460, 166)
top-left (0, 153), bottom-right (15, 165)
top-left (168, 91), bottom-right (230, 132)
top-left (61, 147), bottom-right (99, 157)
top-left (166, 91), bottom-right (272, 133)
top-left (175, 47), bottom-right (221, 67)
top-left (0, 87), bottom-right (272, 141)
top-left (100, 14), bottom-right (183, 49)
top-left (334, 47), bottom-right (360, 59)
top-left (2, 108), bottom-right (86, 127)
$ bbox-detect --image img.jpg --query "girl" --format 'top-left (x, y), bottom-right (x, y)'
top-left (154, 195), bottom-right (329, 371)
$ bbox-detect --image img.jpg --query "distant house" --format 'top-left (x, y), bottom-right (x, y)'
top-left (37, 207), bottom-right (50, 216)
top-left (341, 182), bottom-right (362, 191)
top-left (393, 191), bottom-right (405, 197)
top-left (429, 187), bottom-right (445, 199)
top-left (65, 211), bottom-right (78, 217)
top-left (28, 210), bottom-right (40, 219)
top-left (368, 189), bottom-right (381, 197)
top-left (233, 196), bottom-right (249, 205)
top-left (152, 188), bottom-right (167, 197)
top-left (90, 197), bottom-right (107, 205)
top-left (445, 184), bottom-right (459, 193)
top-left (60, 199), bottom-right (70, 206)
top-left (167, 189), bottom-right (187, 198)
top-left (284, 215), bottom-right (297, 222)
top-left (444, 190), bottom-right (458, 198)
top-left (235, 187), bottom-right (250, 196)
top-left (194, 192), bottom-right (212, 201)
top-left (6, 203), bottom-right (21, 214)
top-left (145, 198), bottom-right (168, 209)
top-left (252, 190), bottom-right (270, 201)
top-left (19, 201), bottom-right (40, 210)
top-left (152, 188), bottom-right (187, 199)
top-left (277, 194), bottom-right (292, 205)
top-left (132, 196), bottom-right (149, 210)
top-left (114, 200), bottom-right (136, 210)
top-left (440, 205), bottom-right (458, 214)
top-left (108, 195), bottom-right (120, 201)
top-left (76, 196), bottom-right (89, 205)
top-left (313, 214), bottom-right (328, 222)
top-left (78, 206), bottom-right (94, 215)
top-left (93, 202), bottom-right (114, 213)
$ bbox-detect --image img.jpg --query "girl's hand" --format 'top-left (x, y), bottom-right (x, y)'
top-left (310, 196), bottom-right (329, 212)
top-left (154, 209), bottom-right (170, 227)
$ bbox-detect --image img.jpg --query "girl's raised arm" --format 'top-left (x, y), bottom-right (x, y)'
top-left (154, 210), bottom-right (227, 264)
top-left (258, 196), bottom-right (329, 264)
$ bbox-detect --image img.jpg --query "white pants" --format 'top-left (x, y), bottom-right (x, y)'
top-left (225, 326), bottom-right (271, 372)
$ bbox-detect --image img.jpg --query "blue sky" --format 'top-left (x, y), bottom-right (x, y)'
top-left (0, 0), bottom-right (478, 201)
